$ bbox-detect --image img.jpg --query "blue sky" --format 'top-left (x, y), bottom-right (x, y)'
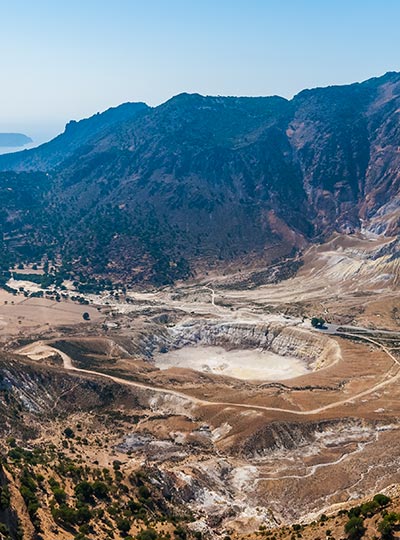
top-left (1, 0), bottom-right (400, 143)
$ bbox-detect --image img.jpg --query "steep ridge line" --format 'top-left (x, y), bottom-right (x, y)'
top-left (16, 331), bottom-right (400, 416)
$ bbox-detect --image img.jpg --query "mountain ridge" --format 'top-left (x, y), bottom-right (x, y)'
top-left (0, 101), bottom-right (149, 171)
top-left (0, 72), bottom-right (399, 284)
top-left (3, 70), bottom-right (399, 173)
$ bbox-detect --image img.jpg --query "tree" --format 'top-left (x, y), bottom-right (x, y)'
top-left (377, 513), bottom-right (400, 540)
top-left (92, 481), bottom-right (109, 500)
top-left (112, 460), bottom-right (121, 471)
top-left (360, 500), bottom-right (379, 517)
top-left (311, 317), bottom-right (326, 329)
top-left (345, 516), bottom-right (366, 540)
top-left (75, 504), bottom-right (92, 524)
top-left (116, 517), bottom-right (131, 535)
top-left (53, 487), bottom-right (67, 505)
top-left (64, 427), bottom-right (75, 439)
top-left (52, 503), bottom-right (76, 526)
top-left (82, 312), bottom-right (90, 321)
top-left (374, 494), bottom-right (391, 507)
top-left (74, 481), bottom-right (93, 503)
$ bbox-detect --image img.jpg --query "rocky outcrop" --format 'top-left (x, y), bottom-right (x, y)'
top-left (238, 418), bottom-right (374, 458)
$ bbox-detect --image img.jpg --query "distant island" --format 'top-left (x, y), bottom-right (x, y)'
top-left (0, 133), bottom-right (32, 147)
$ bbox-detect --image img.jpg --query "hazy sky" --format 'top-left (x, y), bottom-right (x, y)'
top-left (1, 0), bottom-right (400, 143)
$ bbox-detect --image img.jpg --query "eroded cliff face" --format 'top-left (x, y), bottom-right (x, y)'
top-left (289, 73), bottom-right (400, 238)
top-left (162, 320), bottom-right (340, 370)
top-left (0, 355), bottom-right (134, 438)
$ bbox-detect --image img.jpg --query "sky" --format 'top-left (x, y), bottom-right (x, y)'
top-left (1, 0), bottom-right (400, 145)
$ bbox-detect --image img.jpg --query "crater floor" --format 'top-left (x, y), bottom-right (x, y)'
top-left (154, 345), bottom-right (309, 381)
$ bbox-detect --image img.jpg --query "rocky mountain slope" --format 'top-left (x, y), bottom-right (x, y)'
top-left (0, 72), bottom-right (399, 284)
top-left (0, 102), bottom-right (148, 171)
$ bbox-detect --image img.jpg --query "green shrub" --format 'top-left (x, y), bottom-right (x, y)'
top-left (53, 487), bottom-right (67, 504)
top-left (136, 528), bottom-right (158, 540)
top-left (174, 526), bottom-right (187, 540)
top-left (311, 317), bottom-right (326, 329)
top-left (344, 517), bottom-right (366, 540)
top-left (75, 481), bottom-right (94, 503)
top-left (19, 468), bottom-right (40, 526)
top-left (74, 534), bottom-right (89, 540)
top-left (92, 480), bottom-right (109, 499)
top-left (138, 485), bottom-right (151, 501)
top-left (377, 513), bottom-right (400, 540)
top-left (360, 500), bottom-right (379, 517)
top-left (0, 523), bottom-right (10, 537)
top-left (348, 507), bottom-right (361, 518)
top-left (64, 428), bottom-right (75, 439)
top-left (75, 505), bottom-right (92, 525)
top-left (0, 485), bottom-right (11, 510)
top-left (373, 494), bottom-right (391, 507)
top-left (52, 503), bottom-right (77, 526)
top-left (116, 517), bottom-right (131, 534)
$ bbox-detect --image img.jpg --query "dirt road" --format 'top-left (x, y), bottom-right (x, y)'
top-left (16, 333), bottom-right (400, 417)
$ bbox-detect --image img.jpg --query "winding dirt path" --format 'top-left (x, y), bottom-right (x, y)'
top-left (256, 435), bottom-right (378, 482)
top-left (16, 331), bottom-right (400, 417)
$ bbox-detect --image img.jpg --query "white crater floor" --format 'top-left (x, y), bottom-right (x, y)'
top-left (155, 345), bottom-right (309, 381)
